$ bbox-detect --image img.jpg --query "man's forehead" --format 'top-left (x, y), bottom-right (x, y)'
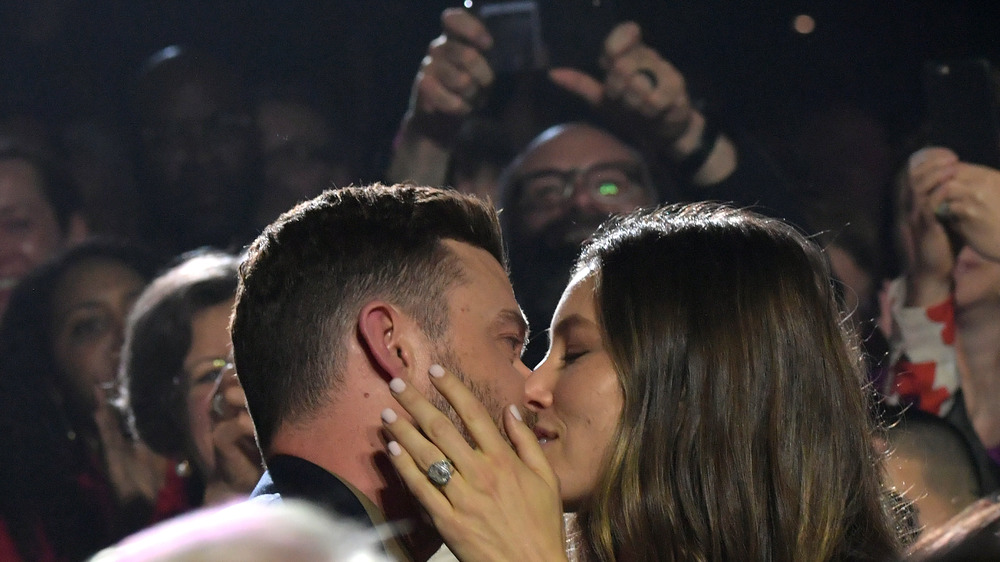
top-left (441, 239), bottom-right (510, 287)
top-left (441, 240), bottom-right (523, 316)
top-left (519, 124), bottom-right (638, 173)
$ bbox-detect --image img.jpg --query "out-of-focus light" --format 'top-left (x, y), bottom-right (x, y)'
top-left (793, 14), bottom-right (816, 34)
top-left (464, 0), bottom-right (473, 8)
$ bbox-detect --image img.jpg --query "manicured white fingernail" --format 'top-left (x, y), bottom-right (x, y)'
top-left (389, 378), bottom-right (406, 393)
top-left (381, 408), bottom-right (398, 424)
top-left (509, 404), bottom-right (523, 422)
top-left (387, 441), bottom-right (402, 456)
top-left (429, 364), bottom-right (445, 378)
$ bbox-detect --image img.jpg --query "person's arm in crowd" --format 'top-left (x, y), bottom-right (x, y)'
top-left (386, 14), bottom-right (803, 226)
top-left (547, 22), bottom-right (737, 186)
top-left (547, 22), bottom-right (808, 228)
top-left (883, 147), bottom-right (963, 416)
top-left (926, 148), bottom-right (1000, 262)
top-left (901, 147), bottom-right (958, 307)
top-left (386, 9), bottom-right (494, 187)
top-left (203, 383), bottom-right (263, 505)
top-left (93, 387), bottom-right (169, 532)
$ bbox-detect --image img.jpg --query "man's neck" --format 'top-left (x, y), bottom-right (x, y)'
top-left (268, 378), bottom-right (442, 561)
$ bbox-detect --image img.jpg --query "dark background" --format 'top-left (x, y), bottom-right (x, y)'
top-left (2, 0), bottom-right (999, 179)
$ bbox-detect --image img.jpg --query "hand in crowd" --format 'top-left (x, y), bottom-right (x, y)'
top-left (549, 22), bottom-right (693, 144)
top-left (381, 366), bottom-right (566, 562)
top-left (405, 8), bottom-right (494, 145)
top-left (387, 8), bottom-right (495, 185)
top-left (900, 147), bottom-right (960, 306)
top-left (204, 378), bottom-right (262, 504)
top-left (548, 22), bottom-right (735, 183)
top-left (926, 151), bottom-right (1000, 262)
top-left (93, 387), bottom-right (166, 507)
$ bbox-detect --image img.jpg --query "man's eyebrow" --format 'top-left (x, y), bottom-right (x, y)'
top-left (495, 307), bottom-right (530, 348)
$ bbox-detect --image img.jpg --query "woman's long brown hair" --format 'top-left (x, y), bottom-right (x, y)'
top-left (574, 203), bottom-right (899, 561)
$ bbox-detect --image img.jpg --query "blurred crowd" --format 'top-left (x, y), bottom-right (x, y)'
top-left (3, 2), bottom-right (1000, 561)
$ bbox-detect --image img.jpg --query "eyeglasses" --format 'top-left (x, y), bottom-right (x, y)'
top-left (176, 357), bottom-right (235, 397)
top-left (515, 161), bottom-right (647, 211)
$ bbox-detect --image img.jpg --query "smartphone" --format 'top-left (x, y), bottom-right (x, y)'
top-left (923, 59), bottom-right (1000, 168)
top-left (475, 1), bottom-right (548, 75)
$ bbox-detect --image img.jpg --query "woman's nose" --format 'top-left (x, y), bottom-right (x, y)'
top-left (524, 363), bottom-right (555, 411)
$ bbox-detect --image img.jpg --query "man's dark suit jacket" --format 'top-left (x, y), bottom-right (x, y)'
top-left (250, 454), bottom-right (413, 560)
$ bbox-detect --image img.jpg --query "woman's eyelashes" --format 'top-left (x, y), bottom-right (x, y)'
top-left (562, 346), bottom-right (588, 365)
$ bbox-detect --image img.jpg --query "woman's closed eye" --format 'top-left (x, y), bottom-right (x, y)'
top-left (562, 347), bottom-right (588, 365)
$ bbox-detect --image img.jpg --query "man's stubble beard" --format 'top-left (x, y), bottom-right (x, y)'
top-left (429, 346), bottom-right (538, 448)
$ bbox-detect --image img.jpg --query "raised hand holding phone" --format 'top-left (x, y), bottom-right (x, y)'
top-left (548, 22), bottom-right (695, 144)
top-left (929, 158), bottom-right (1000, 262)
top-left (405, 8), bottom-right (495, 143)
top-left (918, 59), bottom-right (1000, 262)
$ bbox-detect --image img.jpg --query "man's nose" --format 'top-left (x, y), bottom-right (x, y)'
top-left (567, 176), bottom-right (600, 210)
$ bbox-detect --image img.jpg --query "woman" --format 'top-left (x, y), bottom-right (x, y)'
top-left (884, 146), bottom-right (1000, 492)
top-left (0, 145), bottom-right (88, 317)
top-left (0, 239), bottom-right (167, 561)
top-left (119, 250), bottom-right (262, 507)
top-left (381, 203), bottom-right (901, 561)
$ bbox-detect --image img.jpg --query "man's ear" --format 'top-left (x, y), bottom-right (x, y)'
top-left (357, 301), bottom-right (418, 381)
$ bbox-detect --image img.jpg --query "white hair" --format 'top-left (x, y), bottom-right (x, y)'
top-left (90, 500), bottom-right (390, 562)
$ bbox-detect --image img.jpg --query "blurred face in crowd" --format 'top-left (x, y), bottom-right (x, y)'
top-left (524, 270), bottom-right (622, 509)
top-left (183, 297), bottom-right (236, 473)
top-left (50, 258), bottom-right (147, 412)
top-left (253, 100), bottom-right (349, 226)
top-left (0, 157), bottom-right (66, 315)
top-left (509, 124), bottom-right (655, 250)
top-left (138, 53), bottom-right (257, 246)
top-left (952, 245), bottom-right (1000, 310)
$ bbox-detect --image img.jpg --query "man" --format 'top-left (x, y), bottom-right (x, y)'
top-left (498, 122), bottom-right (658, 363)
top-left (386, 10), bottom-right (742, 205)
top-left (132, 46), bottom-right (260, 258)
top-left (0, 145), bottom-right (87, 317)
top-left (883, 408), bottom-right (983, 537)
top-left (231, 184), bottom-right (531, 561)
top-left (387, 9), bottom-right (804, 364)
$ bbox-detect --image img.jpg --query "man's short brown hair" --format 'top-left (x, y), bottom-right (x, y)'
top-left (231, 184), bottom-right (506, 453)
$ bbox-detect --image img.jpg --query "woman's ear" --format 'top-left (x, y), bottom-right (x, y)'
top-left (357, 301), bottom-right (418, 380)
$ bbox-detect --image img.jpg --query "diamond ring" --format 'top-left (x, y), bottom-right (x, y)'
top-left (426, 459), bottom-right (456, 486)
